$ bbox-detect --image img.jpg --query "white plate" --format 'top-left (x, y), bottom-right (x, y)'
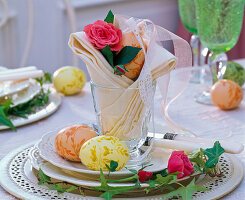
top-left (0, 86), bottom-right (62, 130)
top-left (0, 80), bottom-right (41, 107)
top-left (29, 146), bottom-right (145, 187)
top-left (0, 143), bottom-right (243, 200)
top-left (0, 79), bottom-right (31, 98)
top-left (37, 130), bottom-right (172, 177)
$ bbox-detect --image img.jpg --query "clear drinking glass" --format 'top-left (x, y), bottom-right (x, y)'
top-left (194, 0), bottom-right (244, 105)
top-left (178, 0), bottom-right (208, 83)
top-left (90, 81), bottom-right (155, 167)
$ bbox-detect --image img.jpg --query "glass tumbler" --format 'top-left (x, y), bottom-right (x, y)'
top-left (90, 81), bottom-right (155, 167)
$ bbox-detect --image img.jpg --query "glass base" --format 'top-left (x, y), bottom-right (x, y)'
top-left (190, 68), bottom-right (202, 84)
top-left (125, 148), bottom-right (152, 169)
top-left (195, 90), bottom-right (213, 105)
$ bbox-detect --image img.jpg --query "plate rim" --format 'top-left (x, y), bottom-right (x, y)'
top-left (0, 142), bottom-right (244, 200)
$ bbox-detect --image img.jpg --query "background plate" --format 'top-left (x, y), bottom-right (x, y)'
top-left (0, 86), bottom-right (62, 130)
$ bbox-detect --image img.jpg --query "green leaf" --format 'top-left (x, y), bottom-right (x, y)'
top-left (155, 173), bottom-right (179, 186)
top-left (44, 72), bottom-right (52, 83)
top-left (127, 169), bottom-right (138, 174)
top-left (115, 46), bottom-right (141, 66)
top-left (104, 10), bottom-right (114, 24)
top-left (204, 141), bottom-right (225, 168)
top-left (100, 45), bottom-right (114, 67)
top-left (106, 160), bottom-right (118, 172)
top-left (66, 186), bottom-right (78, 192)
top-left (163, 178), bottom-right (210, 200)
top-left (146, 180), bottom-right (158, 188)
top-left (0, 106), bottom-right (16, 131)
top-left (38, 168), bottom-right (51, 185)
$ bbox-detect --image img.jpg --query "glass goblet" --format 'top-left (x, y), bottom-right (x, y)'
top-left (194, 0), bottom-right (244, 105)
top-left (90, 81), bottom-right (156, 168)
top-left (178, 0), bottom-right (208, 83)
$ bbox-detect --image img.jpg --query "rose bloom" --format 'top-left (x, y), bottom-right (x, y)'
top-left (83, 20), bottom-right (122, 51)
top-left (167, 151), bottom-right (194, 179)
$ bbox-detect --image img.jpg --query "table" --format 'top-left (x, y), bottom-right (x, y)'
top-left (0, 59), bottom-right (244, 199)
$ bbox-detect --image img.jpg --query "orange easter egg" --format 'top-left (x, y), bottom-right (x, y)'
top-left (211, 80), bottom-right (243, 110)
top-left (120, 32), bottom-right (147, 80)
top-left (55, 125), bottom-right (97, 161)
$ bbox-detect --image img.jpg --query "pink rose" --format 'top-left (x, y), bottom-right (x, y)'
top-left (83, 20), bottom-right (122, 51)
top-left (167, 151), bottom-right (194, 179)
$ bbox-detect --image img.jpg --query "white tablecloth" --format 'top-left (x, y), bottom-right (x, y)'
top-left (0, 59), bottom-right (245, 199)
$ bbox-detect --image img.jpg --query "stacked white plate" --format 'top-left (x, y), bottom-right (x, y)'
top-left (27, 129), bottom-right (206, 198)
top-left (0, 68), bottom-right (62, 130)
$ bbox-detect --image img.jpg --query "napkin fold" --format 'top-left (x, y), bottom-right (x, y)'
top-left (69, 26), bottom-right (176, 140)
top-left (69, 14), bottom-right (192, 143)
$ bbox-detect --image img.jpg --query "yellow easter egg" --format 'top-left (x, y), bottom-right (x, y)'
top-left (79, 135), bottom-right (129, 171)
top-left (211, 79), bottom-right (243, 110)
top-left (55, 125), bottom-right (97, 161)
top-left (53, 66), bottom-right (86, 95)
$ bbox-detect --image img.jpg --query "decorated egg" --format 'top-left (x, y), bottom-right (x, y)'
top-left (55, 125), bottom-right (97, 161)
top-left (223, 61), bottom-right (245, 87)
top-left (79, 135), bottom-right (129, 171)
top-left (211, 79), bottom-right (243, 110)
top-left (53, 66), bottom-right (87, 95)
top-left (120, 32), bottom-right (147, 80)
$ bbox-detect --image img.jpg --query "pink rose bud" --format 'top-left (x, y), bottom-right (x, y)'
top-left (114, 65), bottom-right (128, 76)
top-left (167, 151), bottom-right (194, 179)
top-left (138, 170), bottom-right (153, 182)
top-left (83, 20), bottom-right (122, 51)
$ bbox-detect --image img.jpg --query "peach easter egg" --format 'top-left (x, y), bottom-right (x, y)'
top-left (120, 32), bottom-right (147, 80)
top-left (79, 135), bottom-right (129, 171)
top-left (55, 125), bottom-right (97, 161)
top-left (211, 79), bottom-right (243, 110)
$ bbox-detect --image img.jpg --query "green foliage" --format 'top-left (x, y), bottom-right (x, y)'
top-left (104, 10), bottom-right (114, 24)
top-left (38, 168), bottom-right (51, 185)
top-left (163, 178), bottom-right (210, 200)
top-left (0, 100), bottom-right (16, 130)
top-left (100, 45), bottom-right (114, 67)
top-left (114, 46), bottom-right (142, 66)
top-left (0, 73), bottom-right (51, 130)
top-left (105, 160), bottom-right (118, 172)
top-left (93, 169), bottom-right (140, 200)
top-left (35, 72), bottom-right (52, 86)
top-left (204, 141), bottom-right (225, 168)
top-left (38, 168), bottom-right (77, 194)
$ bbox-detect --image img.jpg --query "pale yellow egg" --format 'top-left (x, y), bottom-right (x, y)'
top-left (53, 66), bottom-right (86, 95)
top-left (79, 135), bottom-right (129, 171)
top-left (211, 79), bottom-right (243, 110)
top-left (55, 125), bottom-right (97, 161)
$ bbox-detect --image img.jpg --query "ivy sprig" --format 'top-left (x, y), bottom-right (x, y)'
top-left (38, 141), bottom-right (226, 200)
top-left (38, 169), bottom-right (78, 194)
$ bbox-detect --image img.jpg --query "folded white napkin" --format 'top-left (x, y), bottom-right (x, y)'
top-left (69, 19), bottom-right (176, 140)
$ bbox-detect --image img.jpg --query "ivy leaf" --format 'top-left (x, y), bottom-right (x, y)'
top-left (155, 173), bottom-right (179, 185)
top-left (204, 141), bottom-right (225, 168)
top-left (115, 46), bottom-right (141, 66)
top-left (104, 10), bottom-right (114, 24)
top-left (94, 169), bottom-right (139, 200)
top-left (127, 169), bottom-right (138, 174)
top-left (0, 106), bottom-right (16, 130)
top-left (105, 160), bottom-right (118, 172)
top-left (100, 45), bottom-right (114, 67)
top-left (38, 168), bottom-right (51, 185)
top-left (163, 178), bottom-right (210, 200)
top-left (66, 186), bottom-right (78, 192)
top-left (146, 180), bottom-right (158, 188)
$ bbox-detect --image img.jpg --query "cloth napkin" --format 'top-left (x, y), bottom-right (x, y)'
top-left (68, 15), bottom-right (192, 141)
